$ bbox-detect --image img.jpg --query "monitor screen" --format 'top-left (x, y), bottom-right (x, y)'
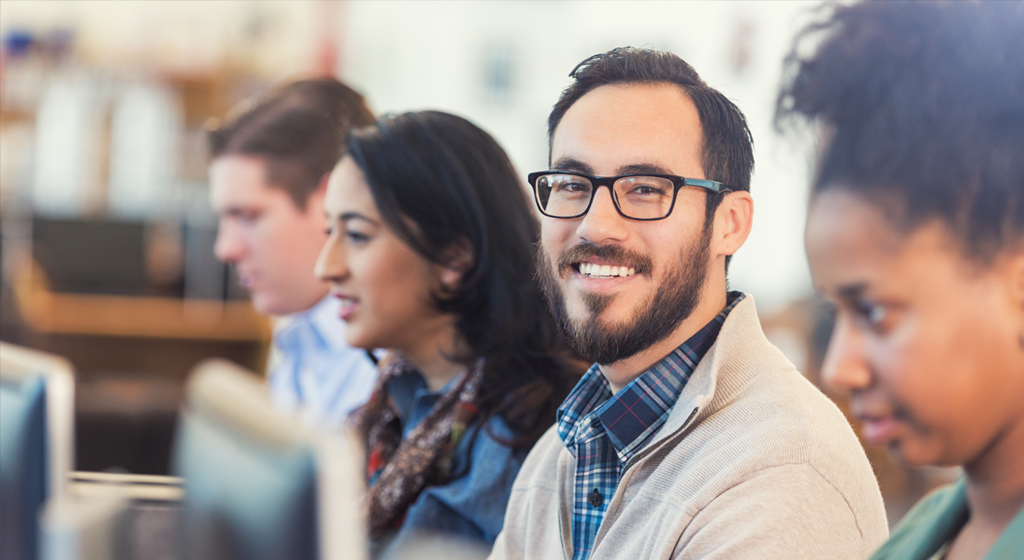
top-left (0, 343), bottom-right (75, 560)
top-left (0, 374), bottom-right (47, 560)
top-left (173, 359), bottom-right (365, 560)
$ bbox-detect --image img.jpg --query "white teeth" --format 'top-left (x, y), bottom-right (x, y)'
top-left (577, 263), bottom-right (637, 278)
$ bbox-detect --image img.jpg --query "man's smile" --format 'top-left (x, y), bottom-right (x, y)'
top-left (573, 257), bottom-right (638, 278)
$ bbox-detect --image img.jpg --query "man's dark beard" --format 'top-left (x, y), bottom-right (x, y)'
top-left (536, 223), bottom-right (712, 366)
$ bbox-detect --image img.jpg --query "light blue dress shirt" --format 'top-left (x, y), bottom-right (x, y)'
top-left (267, 295), bottom-right (379, 427)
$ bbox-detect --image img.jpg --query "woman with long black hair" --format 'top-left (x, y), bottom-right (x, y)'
top-left (315, 110), bottom-right (578, 554)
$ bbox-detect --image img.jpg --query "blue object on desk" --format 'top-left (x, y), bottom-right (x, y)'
top-left (0, 374), bottom-right (48, 560)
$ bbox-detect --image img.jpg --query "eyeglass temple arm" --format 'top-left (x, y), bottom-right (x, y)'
top-left (685, 178), bottom-right (730, 193)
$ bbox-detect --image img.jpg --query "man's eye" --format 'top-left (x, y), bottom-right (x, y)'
top-left (630, 185), bottom-right (667, 196)
top-left (238, 211), bottom-right (261, 224)
top-left (556, 182), bottom-right (590, 193)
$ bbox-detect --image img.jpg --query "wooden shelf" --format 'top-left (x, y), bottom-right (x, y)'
top-left (14, 260), bottom-right (270, 342)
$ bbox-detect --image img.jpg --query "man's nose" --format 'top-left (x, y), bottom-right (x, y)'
top-left (575, 186), bottom-right (629, 244)
top-left (820, 316), bottom-right (874, 393)
top-left (213, 223), bottom-right (245, 263)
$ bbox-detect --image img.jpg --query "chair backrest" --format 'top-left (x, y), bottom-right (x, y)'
top-left (0, 342), bottom-right (75, 560)
top-left (172, 358), bottom-right (366, 560)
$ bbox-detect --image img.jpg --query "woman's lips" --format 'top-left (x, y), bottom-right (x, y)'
top-left (334, 294), bottom-right (357, 321)
top-left (860, 415), bottom-right (899, 445)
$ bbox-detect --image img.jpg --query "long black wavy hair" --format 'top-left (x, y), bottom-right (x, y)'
top-left (346, 110), bottom-right (579, 449)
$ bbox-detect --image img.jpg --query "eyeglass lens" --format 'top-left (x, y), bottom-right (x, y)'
top-left (535, 174), bottom-right (676, 219)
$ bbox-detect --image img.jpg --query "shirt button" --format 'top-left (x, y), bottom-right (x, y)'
top-left (588, 488), bottom-right (604, 507)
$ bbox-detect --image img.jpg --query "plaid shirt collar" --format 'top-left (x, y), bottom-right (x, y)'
top-left (557, 291), bottom-right (745, 463)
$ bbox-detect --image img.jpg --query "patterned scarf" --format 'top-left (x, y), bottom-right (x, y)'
top-left (353, 353), bottom-right (483, 538)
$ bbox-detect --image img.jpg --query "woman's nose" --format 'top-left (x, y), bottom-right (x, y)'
top-left (820, 316), bottom-right (874, 393)
top-left (315, 236), bottom-right (348, 282)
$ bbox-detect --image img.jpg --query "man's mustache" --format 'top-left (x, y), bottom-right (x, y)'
top-left (555, 242), bottom-right (654, 277)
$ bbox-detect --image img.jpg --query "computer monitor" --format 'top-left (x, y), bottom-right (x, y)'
top-left (0, 343), bottom-right (75, 560)
top-left (38, 489), bottom-right (127, 560)
top-left (172, 359), bottom-right (366, 560)
top-left (31, 217), bottom-right (149, 296)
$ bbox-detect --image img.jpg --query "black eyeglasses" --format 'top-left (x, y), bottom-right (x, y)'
top-left (527, 171), bottom-right (730, 221)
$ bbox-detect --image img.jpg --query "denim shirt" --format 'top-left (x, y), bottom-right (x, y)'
top-left (380, 370), bottom-right (528, 554)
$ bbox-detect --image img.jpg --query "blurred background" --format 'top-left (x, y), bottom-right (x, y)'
top-left (0, 0), bottom-right (954, 525)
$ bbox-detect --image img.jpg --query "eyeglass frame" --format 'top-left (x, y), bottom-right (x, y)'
top-left (526, 170), bottom-right (732, 221)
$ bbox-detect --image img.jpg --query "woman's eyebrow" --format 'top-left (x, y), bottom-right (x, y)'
top-left (835, 282), bottom-right (869, 304)
top-left (339, 212), bottom-right (379, 226)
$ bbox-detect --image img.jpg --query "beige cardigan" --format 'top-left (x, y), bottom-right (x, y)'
top-left (489, 295), bottom-right (888, 560)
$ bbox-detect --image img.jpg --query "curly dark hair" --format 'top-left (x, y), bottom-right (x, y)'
top-left (776, 1), bottom-right (1024, 262)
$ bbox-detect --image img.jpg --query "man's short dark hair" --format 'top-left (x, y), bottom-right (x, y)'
top-left (776, 1), bottom-right (1024, 263)
top-left (548, 47), bottom-right (755, 202)
top-left (548, 47), bottom-right (754, 272)
top-left (209, 78), bottom-right (375, 209)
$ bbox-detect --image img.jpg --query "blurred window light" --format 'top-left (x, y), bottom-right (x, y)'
top-left (32, 74), bottom-right (102, 217)
top-left (107, 81), bottom-right (184, 220)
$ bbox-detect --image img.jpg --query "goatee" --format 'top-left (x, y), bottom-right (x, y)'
top-left (536, 225), bottom-right (712, 365)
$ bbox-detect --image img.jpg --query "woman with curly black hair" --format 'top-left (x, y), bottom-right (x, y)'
top-left (779, 2), bottom-right (1024, 558)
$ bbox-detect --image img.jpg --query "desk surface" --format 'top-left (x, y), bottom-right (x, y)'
top-left (70, 471), bottom-right (185, 502)
top-left (63, 470), bottom-right (185, 560)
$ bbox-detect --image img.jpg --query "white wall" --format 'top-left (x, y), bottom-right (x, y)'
top-left (1, 0), bottom-right (820, 312)
top-left (340, 1), bottom-right (819, 313)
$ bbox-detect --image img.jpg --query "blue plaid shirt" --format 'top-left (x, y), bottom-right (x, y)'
top-left (556, 292), bottom-right (745, 560)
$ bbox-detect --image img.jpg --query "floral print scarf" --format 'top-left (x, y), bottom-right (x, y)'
top-left (352, 353), bottom-right (483, 539)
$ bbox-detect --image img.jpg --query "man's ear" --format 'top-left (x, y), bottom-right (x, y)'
top-left (436, 237), bottom-right (475, 292)
top-left (1009, 241), bottom-right (1024, 310)
top-left (714, 191), bottom-right (754, 258)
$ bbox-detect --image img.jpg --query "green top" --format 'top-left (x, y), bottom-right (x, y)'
top-left (871, 478), bottom-right (1024, 560)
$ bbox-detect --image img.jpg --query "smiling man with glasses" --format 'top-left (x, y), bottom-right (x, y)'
top-left (489, 47), bottom-right (888, 560)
